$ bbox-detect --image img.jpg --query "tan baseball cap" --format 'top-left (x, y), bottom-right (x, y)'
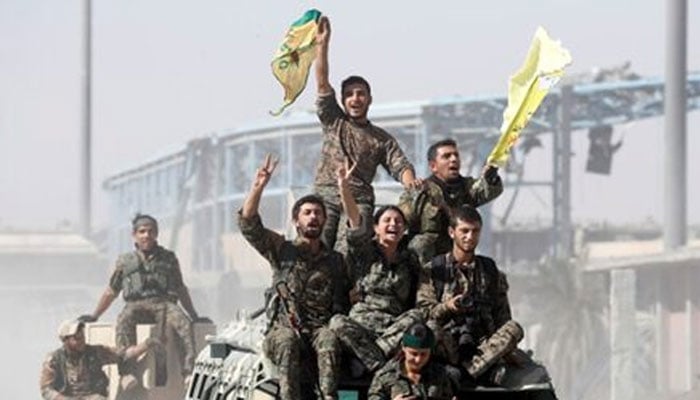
top-left (57, 320), bottom-right (84, 339)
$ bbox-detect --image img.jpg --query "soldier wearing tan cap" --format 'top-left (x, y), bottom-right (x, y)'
top-left (39, 320), bottom-right (159, 400)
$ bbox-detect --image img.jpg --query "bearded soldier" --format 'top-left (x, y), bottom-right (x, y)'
top-left (238, 154), bottom-right (349, 400)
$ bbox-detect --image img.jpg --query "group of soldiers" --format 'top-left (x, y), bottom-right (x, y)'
top-left (238, 16), bottom-right (550, 400)
top-left (41, 214), bottom-right (206, 399)
top-left (38, 15), bottom-right (549, 400)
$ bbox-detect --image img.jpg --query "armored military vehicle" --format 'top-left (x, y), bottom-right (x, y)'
top-left (184, 312), bottom-right (558, 400)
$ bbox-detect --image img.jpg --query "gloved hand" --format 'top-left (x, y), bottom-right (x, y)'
top-left (78, 314), bottom-right (97, 323)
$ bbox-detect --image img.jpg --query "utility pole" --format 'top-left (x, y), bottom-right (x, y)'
top-left (80, 0), bottom-right (92, 236)
top-left (552, 85), bottom-right (573, 260)
top-left (663, 0), bottom-right (687, 250)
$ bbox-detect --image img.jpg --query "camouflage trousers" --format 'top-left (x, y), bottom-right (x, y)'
top-left (329, 309), bottom-right (423, 371)
top-left (432, 320), bottom-right (524, 382)
top-left (263, 325), bottom-right (341, 400)
top-left (319, 198), bottom-right (374, 256)
top-left (115, 298), bottom-right (195, 378)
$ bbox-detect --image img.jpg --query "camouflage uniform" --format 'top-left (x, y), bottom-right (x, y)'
top-left (398, 175), bottom-right (503, 264)
top-left (315, 90), bottom-right (415, 253)
top-left (417, 253), bottom-right (544, 386)
top-left (238, 212), bottom-right (348, 400)
top-left (108, 245), bottom-right (195, 377)
top-left (329, 224), bottom-right (423, 371)
top-left (368, 358), bottom-right (456, 400)
top-left (40, 345), bottom-right (123, 400)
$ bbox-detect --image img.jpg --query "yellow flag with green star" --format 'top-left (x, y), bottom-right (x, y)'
top-left (487, 26), bottom-right (572, 167)
top-left (270, 9), bottom-right (322, 116)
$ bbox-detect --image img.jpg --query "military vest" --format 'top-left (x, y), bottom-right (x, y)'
top-left (120, 248), bottom-right (177, 301)
top-left (51, 346), bottom-right (110, 396)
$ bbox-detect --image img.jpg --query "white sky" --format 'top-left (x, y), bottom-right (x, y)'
top-left (0, 0), bottom-right (698, 231)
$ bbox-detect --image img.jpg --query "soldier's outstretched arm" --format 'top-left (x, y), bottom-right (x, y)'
top-left (240, 154), bottom-right (279, 219)
top-left (177, 285), bottom-right (199, 320)
top-left (89, 287), bottom-right (117, 321)
top-left (314, 16), bottom-right (332, 95)
top-left (337, 159), bottom-right (360, 228)
top-left (469, 164), bottom-right (504, 206)
top-left (400, 168), bottom-right (422, 190)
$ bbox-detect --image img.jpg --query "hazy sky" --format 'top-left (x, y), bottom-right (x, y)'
top-left (0, 0), bottom-right (698, 231)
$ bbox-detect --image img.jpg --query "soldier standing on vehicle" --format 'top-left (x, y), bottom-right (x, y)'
top-left (398, 138), bottom-right (503, 264)
top-left (368, 322), bottom-right (457, 400)
top-left (81, 214), bottom-right (201, 388)
top-left (329, 161), bottom-right (423, 375)
top-left (238, 154), bottom-right (348, 400)
top-left (40, 319), bottom-right (160, 400)
top-left (416, 206), bottom-right (550, 387)
top-left (313, 16), bottom-right (421, 253)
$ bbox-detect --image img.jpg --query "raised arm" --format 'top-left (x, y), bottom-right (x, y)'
top-left (238, 154), bottom-right (286, 261)
top-left (468, 164), bottom-right (503, 206)
top-left (315, 16), bottom-right (332, 95)
top-left (241, 154), bottom-right (279, 219)
top-left (337, 160), bottom-right (360, 228)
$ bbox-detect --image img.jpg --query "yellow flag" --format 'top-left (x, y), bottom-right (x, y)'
top-left (270, 9), bottom-right (322, 116)
top-left (487, 27), bottom-right (572, 167)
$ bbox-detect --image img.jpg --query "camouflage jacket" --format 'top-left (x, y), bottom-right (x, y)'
top-left (238, 213), bottom-right (349, 331)
top-left (345, 224), bottom-right (420, 331)
top-left (108, 244), bottom-right (184, 302)
top-left (40, 345), bottom-right (123, 399)
top-left (314, 90), bottom-right (415, 205)
top-left (368, 358), bottom-right (456, 400)
top-left (416, 252), bottom-right (511, 339)
top-left (398, 174), bottom-right (503, 264)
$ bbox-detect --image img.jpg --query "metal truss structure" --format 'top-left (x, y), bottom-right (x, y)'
top-left (103, 72), bottom-right (700, 271)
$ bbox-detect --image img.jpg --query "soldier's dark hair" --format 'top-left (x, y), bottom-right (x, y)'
top-left (427, 138), bottom-right (458, 162)
top-left (449, 205), bottom-right (482, 228)
top-left (291, 195), bottom-right (327, 220)
top-left (132, 213), bottom-right (159, 233)
top-left (341, 75), bottom-right (371, 98)
top-left (373, 205), bottom-right (406, 226)
top-left (402, 321), bottom-right (436, 350)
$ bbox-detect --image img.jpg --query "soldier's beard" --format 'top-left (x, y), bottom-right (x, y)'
top-left (299, 225), bottom-right (323, 239)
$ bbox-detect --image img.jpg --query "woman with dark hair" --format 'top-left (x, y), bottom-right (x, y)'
top-left (368, 322), bottom-right (457, 400)
top-left (329, 163), bottom-right (424, 375)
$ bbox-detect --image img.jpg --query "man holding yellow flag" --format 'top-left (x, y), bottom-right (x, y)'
top-left (398, 139), bottom-right (503, 265)
top-left (399, 26), bottom-right (571, 265)
top-left (312, 16), bottom-right (422, 254)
